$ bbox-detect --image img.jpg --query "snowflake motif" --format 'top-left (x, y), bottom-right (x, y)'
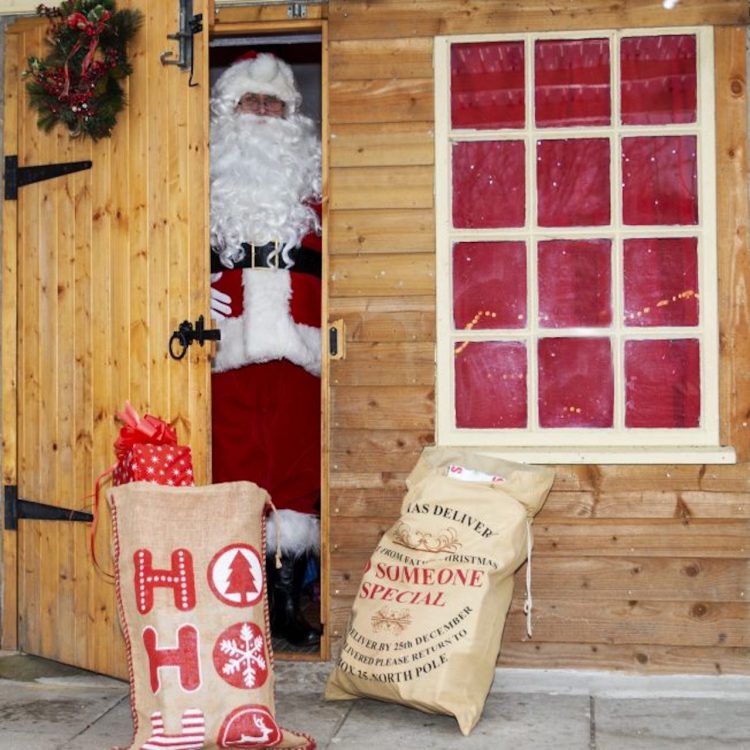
top-left (218, 623), bottom-right (267, 689)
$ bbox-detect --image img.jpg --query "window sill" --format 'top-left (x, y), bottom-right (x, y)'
top-left (469, 446), bottom-right (737, 465)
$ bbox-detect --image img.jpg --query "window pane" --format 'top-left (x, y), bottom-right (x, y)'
top-left (625, 339), bottom-right (700, 427)
top-left (622, 136), bottom-right (698, 226)
top-left (537, 138), bottom-right (610, 227)
top-left (455, 341), bottom-right (527, 428)
top-left (535, 38), bottom-right (611, 128)
top-left (538, 337), bottom-right (614, 427)
top-left (538, 239), bottom-right (612, 328)
top-left (453, 140), bottom-right (525, 228)
top-left (624, 237), bottom-right (699, 327)
top-left (453, 241), bottom-right (527, 330)
top-left (451, 41), bottom-right (526, 129)
top-left (621, 34), bottom-right (697, 125)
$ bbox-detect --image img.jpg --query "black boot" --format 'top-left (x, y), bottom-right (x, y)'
top-left (266, 554), bottom-right (321, 649)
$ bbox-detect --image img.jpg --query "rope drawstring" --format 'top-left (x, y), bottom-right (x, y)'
top-left (89, 463), bottom-right (117, 580)
top-left (522, 519), bottom-right (534, 639)
top-left (266, 499), bottom-right (283, 569)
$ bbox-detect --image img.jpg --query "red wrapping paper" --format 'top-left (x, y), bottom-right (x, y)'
top-left (112, 444), bottom-right (194, 486)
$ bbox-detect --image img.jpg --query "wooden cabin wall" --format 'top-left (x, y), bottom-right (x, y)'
top-left (326, 0), bottom-right (750, 674)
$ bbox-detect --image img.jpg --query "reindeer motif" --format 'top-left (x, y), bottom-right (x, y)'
top-left (236, 713), bottom-right (275, 744)
top-left (219, 704), bottom-right (282, 747)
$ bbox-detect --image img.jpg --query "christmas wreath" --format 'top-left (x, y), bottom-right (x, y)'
top-left (24, 1), bottom-right (143, 141)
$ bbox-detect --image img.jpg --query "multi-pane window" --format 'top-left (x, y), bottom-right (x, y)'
top-left (435, 28), bottom-right (731, 459)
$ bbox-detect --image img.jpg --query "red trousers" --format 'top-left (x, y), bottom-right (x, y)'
top-left (211, 359), bottom-right (320, 516)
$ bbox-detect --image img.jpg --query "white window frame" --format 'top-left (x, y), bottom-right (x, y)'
top-left (434, 27), bottom-right (736, 464)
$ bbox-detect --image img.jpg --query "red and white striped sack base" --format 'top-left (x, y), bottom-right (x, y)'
top-left (109, 481), bottom-right (315, 750)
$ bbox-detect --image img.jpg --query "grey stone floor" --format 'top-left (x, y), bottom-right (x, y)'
top-left (0, 651), bottom-right (748, 749)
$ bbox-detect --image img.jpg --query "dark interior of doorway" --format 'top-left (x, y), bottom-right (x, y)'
top-left (209, 32), bottom-right (323, 659)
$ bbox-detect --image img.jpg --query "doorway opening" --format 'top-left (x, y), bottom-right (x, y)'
top-left (208, 31), bottom-right (324, 659)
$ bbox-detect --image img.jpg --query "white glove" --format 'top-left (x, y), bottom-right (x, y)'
top-left (210, 273), bottom-right (232, 320)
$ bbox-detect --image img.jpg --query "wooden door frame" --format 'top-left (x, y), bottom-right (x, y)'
top-left (1, 20), bottom-right (23, 651)
top-left (209, 7), bottom-right (331, 662)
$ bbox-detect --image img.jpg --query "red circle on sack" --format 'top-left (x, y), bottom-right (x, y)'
top-left (213, 621), bottom-right (269, 690)
top-left (217, 704), bottom-right (282, 748)
top-left (207, 543), bottom-right (264, 607)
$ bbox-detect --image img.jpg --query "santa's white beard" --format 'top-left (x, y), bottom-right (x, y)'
top-left (210, 111), bottom-right (322, 268)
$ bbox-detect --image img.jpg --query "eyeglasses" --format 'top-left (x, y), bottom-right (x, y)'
top-left (236, 93), bottom-right (286, 117)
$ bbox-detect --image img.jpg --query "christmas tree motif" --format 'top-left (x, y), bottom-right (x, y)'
top-left (208, 544), bottom-right (263, 607)
top-left (225, 551), bottom-right (258, 604)
top-left (213, 622), bottom-right (269, 689)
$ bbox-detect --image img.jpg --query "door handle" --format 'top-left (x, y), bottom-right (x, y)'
top-left (169, 315), bottom-right (220, 360)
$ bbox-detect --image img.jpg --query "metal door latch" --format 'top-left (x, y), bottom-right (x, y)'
top-left (288, 3), bottom-right (308, 18)
top-left (169, 315), bottom-right (220, 360)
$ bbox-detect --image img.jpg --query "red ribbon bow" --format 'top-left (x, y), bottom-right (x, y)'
top-left (61, 10), bottom-right (111, 98)
top-left (113, 401), bottom-right (178, 460)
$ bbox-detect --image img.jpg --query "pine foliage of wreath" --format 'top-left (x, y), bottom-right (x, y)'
top-left (25, 1), bottom-right (143, 141)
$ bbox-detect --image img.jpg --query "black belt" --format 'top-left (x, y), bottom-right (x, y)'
top-left (210, 242), bottom-right (321, 278)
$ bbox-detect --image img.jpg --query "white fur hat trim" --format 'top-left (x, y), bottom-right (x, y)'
top-left (212, 53), bottom-right (302, 114)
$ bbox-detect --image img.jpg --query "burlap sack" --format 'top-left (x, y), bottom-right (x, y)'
top-left (110, 481), bottom-right (315, 749)
top-left (325, 447), bottom-right (554, 735)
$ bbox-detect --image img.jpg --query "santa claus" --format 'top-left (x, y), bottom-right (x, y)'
top-left (209, 52), bottom-right (322, 648)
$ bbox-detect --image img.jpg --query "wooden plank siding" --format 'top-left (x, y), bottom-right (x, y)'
top-left (326, 3), bottom-right (750, 674)
top-left (328, 1), bottom-right (749, 41)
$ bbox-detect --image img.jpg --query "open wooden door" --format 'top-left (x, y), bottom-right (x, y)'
top-left (1, 1), bottom-right (211, 678)
top-left (209, 2), bottom-right (330, 660)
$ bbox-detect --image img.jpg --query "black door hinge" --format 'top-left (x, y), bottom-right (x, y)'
top-left (4, 155), bottom-right (93, 200)
top-left (4, 484), bottom-right (93, 531)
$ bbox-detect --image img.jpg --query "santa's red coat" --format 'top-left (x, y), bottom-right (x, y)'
top-left (211, 235), bottom-right (321, 517)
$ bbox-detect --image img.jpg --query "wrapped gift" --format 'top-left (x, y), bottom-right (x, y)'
top-left (111, 401), bottom-right (194, 488)
top-left (112, 443), bottom-right (194, 486)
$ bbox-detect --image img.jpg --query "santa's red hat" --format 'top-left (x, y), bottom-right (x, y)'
top-left (212, 51), bottom-right (302, 115)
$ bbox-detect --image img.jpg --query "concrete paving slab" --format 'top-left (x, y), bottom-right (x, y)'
top-left (327, 692), bottom-right (591, 750)
top-left (0, 730), bottom-right (62, 750)
top-left (0, 680), bottom-right (122, 750)
top-left (276, 692), bottom-right (353, 749)
top-left (492, 667), bottom-right (750, 699)
top-left (272, 661), bottom-right (353, 747)
top-left (58, 696), bottom-right (133, 750)
top-left (473, 692), bottom-right (591, 749)
top-left (595, 696), bottom-right (750, 750)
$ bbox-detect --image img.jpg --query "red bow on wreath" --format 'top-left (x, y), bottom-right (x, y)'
top-left (61, 9), bottom-right (111, 96)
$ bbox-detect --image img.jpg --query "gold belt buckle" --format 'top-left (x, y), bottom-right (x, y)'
top-left (271, 241), bottom-right (280, 270)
